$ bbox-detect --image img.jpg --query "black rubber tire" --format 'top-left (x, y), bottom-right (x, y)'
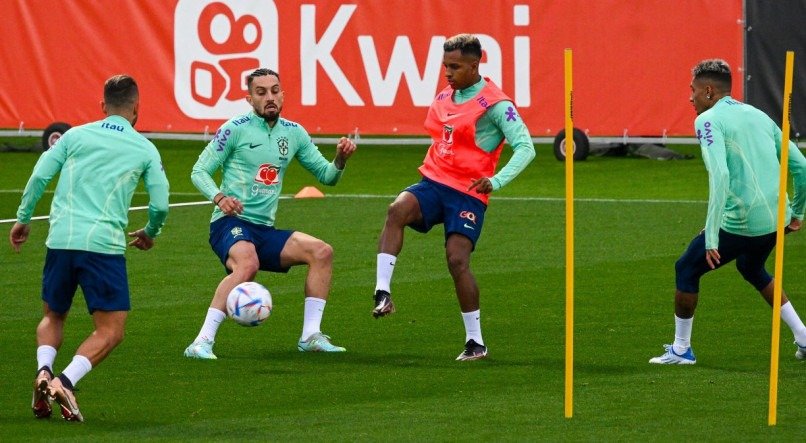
top-left (41, 122), bottom-right (71, 151)
top-left (553, 128), bottom-right (590, 161)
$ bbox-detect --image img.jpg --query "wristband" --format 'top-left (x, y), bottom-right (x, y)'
top-left (214, 195), bottom-right (224, 206)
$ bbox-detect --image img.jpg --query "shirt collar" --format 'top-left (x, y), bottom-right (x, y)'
top-left (453, 77), bottom-right (486, 102)
top-left (105, 114), bottom-right (131, 127)
top-left (250, 111), bottom-right (281, 129)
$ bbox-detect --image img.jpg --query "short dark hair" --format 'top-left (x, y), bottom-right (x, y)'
top-left (692, 59), bottom-right (732, 93)
top-left (247, 68), bottom-right (280, 92)
top-left (103, 75), bottom-right (138, 108)
top-left (443, 34), bottom-right (482, 59)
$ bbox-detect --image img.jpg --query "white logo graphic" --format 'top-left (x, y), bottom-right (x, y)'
top-left (174, 0), bottom-right (278, 119)
top-left (231, 227), bottom-right (243, 237)
top-left (299, 4), bottom-right (532, 107)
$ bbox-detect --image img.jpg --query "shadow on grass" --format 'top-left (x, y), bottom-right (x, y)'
top-left (249, 348), bottom-right (570, 372)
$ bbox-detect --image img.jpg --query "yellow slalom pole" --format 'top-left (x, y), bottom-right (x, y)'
top-left (563, 48), bottom-right (574, 419)
top-left (768, 50), bottom-right (794, 427)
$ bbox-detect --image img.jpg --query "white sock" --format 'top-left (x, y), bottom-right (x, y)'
top-left (375, 253), bottom-right (397, 293)
top-left (672, 315), bottom-right (693, 354)
top-left (195, 308), bottom-right (226, 343)
top-left (301, 297), bottom-right (326, 341)
top-left (36, 345), bottom-right (57, 372)
top-left (462, 310), bottom-right (484, 346)
top-left (62, 355), bottom-right (92, 387)
top-left (780, 302), bottom-right (806, 345)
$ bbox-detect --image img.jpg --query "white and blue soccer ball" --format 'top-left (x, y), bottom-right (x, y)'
top-left (226, 282), bottom-right (272, 327)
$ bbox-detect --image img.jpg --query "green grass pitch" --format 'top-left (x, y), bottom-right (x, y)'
top-left (0, 139), bottom-right (804, 440)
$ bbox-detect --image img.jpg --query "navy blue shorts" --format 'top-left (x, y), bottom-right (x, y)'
top-left (404, 177), bottom-right (487, 247)
top-left (209, 216), bottom-right (294, 273)
top-left (675, 229), bottom-right (776, 293)
top-left (42, 248), bottom-right (130, 314)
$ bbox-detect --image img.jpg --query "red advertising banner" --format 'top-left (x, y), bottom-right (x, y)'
top-left (0, 0), bottom-right (742, 136)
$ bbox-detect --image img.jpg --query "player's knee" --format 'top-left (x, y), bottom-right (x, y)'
top-left (386, 201), bottom-right (413, 226)
top-left (310, 240), bottom-right (333, 265)
top-left (735, 259), bottom-right (757, 278)
top-left (232, 257), bottom-right (260, 278)
top-left (674, 256), bottom-right (695, 282)
top-left (736, 262), bottom-right (771, 290)
top-left (39, 311), bottom-right (66, 330)
top-left (674, 256), bottom-right (687, 276)
top-left (446, 250), bottom-right (470, 274)
top-left (674, 257), bottom-right (699, 294)
top-left (385, 202), bottom-right (403, 222)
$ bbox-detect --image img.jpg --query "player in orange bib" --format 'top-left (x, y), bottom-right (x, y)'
top-left (371, 34), bottom-right (535, 361)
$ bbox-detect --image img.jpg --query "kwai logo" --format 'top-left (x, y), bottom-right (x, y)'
top-left (174, 0), bottom-right (278, 119)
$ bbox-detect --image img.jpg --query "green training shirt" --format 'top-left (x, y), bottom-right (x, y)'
top-left (192, 112), bottom-right (343, 226)
top-left (695, 96), bottom-right (806, 249)
top-left (16, 115), bottom-right (170, 254)
top-left (451, 77), bottom-right (536, 190)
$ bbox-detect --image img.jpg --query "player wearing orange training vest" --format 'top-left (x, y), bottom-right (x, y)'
top-left (372, 34), bottom-right (535, 361)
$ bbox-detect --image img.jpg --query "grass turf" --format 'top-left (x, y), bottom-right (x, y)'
top-left (0, 139), bottom-right (804, 441)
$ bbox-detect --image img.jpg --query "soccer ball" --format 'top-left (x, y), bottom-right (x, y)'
top-left (226, 282), bottom-right (272, 327)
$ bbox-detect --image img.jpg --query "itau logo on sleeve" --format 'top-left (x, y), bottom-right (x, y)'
top-left (174, 0), bottom-right (278, 119)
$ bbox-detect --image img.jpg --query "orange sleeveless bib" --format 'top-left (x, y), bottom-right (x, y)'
top-left (418, 79), bottom-right (510, 204)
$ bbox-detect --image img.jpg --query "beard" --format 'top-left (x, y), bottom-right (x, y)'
top-left (255, 104), bottom-right (281, 123)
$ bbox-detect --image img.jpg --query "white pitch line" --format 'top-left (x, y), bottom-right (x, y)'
top-left (0, 189), bottom-right (203, 196)
top-left (0, 189), bottom-right (707, 204)
top-left (0, 200), bottom-right (213, 224)
top-left (0, 194), bottom-right (706, 224)
top-left (323, 194), bottom-right (707, 204)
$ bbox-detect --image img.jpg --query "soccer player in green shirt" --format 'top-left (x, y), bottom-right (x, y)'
top-left (10, 75), bottom-right (170, 421)
top-left (650, 59), bottom-right (806, 364)
top-left (184, 68), bottom-right (356, 360)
